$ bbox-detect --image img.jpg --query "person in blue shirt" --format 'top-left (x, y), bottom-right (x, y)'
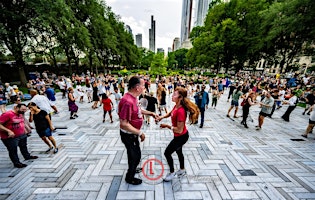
top-left (41, 85), bottom-right (59, 114)
top-left (194, 85), bottom-right (209, 128)
top-left (218, 81), bottom-right (224, 94)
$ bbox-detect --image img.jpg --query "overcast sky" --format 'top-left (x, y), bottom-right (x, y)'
top-left (106, 0), bottom-right (182, 52)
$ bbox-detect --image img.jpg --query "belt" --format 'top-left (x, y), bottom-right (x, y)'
top-left (120, 129), bottom-right (133, 134)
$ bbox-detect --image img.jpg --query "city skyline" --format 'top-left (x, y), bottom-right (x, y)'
top-left (107, 0), bottom-right (182, 53)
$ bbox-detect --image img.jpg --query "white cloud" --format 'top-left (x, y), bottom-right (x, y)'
top-left (107, 0), bottom-right (182, 52)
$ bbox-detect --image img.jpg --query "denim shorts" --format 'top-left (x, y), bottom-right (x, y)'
top-left (38, 128), bottom-right (52, 138)
top-left (231, 100), bottom-right (239, 106)
top-left (0, 100), bottom-right (7, 105)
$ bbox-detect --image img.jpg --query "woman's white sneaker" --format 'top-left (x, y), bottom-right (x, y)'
top-left (164, 172), bottom-right (176, 182)
top-left (176, 169), bottom-right (186, 176)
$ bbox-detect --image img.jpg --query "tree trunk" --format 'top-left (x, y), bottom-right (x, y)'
top-left (67, 56), bottom-right (72, 75)
top-left (16, 58), bottom-right (27, 86)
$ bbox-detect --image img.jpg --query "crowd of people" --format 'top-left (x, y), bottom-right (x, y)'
top-left (0, 71), bottom-right (314, 186)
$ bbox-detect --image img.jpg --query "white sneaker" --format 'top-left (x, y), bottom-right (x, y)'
top-left (175, 169), bottom-right (186, 176)
top-left (164, 172), bottom-right (176, 182)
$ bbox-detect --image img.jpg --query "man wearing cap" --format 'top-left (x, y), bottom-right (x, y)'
top-left (118, 76), bottom-right (158, 185)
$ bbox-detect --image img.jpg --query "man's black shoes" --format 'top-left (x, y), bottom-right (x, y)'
top-left (125, 178), bottom-right (142, 185)
top-left (14, 163), bottom-right (27, 168)
top-left (25, 155), bottom-right (38, 160)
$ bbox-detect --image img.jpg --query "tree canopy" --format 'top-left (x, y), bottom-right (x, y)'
top-left (187, 0), bottom-right (315, 73)
top-left (0, 0), bottom-right (139, 85)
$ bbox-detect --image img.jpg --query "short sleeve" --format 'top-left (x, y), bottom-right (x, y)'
top-left (0, 112), bottom-right (9, 124)
top-left (119, 102), bottom-right (132, 121)
top-left (177, 107), bottom-right (186, 122)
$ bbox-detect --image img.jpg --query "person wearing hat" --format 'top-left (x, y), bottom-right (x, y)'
top-left (281, 91), bottom-right (299, 122)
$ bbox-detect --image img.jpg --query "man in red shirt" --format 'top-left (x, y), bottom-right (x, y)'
top-left (0, 103), bottom-right (38, 168)
top-left (119, 76), bottom-right (157, 185)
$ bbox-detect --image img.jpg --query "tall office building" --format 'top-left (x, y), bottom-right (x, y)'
top-left (180, 0), bottom-right (193, 45)
top-left (125, 25), bottom-right (132, 35)
top-left (157, 48), bottom-right (164, 54)
top-left (173, 37), bottom-right (181, 51)
top-left (135, 34), bottom-right (142, 47)
top-left (149, 15), bottom-right (156, 52)
top-left (195, 0), bottom-right (211, 26)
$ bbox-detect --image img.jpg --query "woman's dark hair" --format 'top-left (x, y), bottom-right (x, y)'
top-left (102, 93), bottom-right (108, 99)
top-left (128, 76), bottom-right (141, 90)
top-left (27, 102), bottom-right (40, 109)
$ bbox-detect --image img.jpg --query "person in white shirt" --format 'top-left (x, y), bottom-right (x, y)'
top-left (5, 83), bottom-right (17, 103)
top-left (281, 91), bottom-right (298, 122)
top-left (277, 86), bottom-right (286, 109)
top-left (302, 105), bottom-right (315, 138)
top-left (57, 78), bottom-right (67, 99)
top-left (30, 90), bottom-right (58, 117)
top-left (113, 88), bottom-right (121, 113)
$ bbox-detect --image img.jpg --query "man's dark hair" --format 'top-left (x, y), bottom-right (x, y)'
top-left (16, 103), bottom-right (27, 108)
top-left (128, 76), bottom-right (141, 90)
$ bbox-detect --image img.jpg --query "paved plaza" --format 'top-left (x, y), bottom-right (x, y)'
top-left (1, 85), bottom-right (315, 200)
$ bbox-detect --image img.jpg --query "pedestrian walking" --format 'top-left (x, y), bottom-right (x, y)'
top-left (227, 86), bottom-right (243, 118)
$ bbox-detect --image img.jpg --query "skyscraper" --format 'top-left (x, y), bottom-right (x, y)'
top-left (135, 34), bottom-right (142, 47)
top-left (125, 25), bottom-right (132, 35)
top-left (180, 0), bottom-right (193, 45)
top-left (173, 37), bottom-right (181, 51)
top-left (195, 0), bottom-right (211, 26)
top-left (149, 15), bottom-right (156, 52)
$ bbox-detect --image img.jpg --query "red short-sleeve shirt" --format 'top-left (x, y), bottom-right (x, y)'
top-left (0, 110), bottom-right (25, 139)
top-left (171, 106), bottom-right (187, 137)
top-left (118, 93), bottom-right (143, 130)
top-left (102, 98), bottom-right (112, 111)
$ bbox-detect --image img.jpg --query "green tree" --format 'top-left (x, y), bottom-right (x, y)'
top-left (174, 48), bottom-right (189, 69)
top-left (0, 0), bottom-right (38, 85)
top-left (150, 53), bottom-right (167, 76)
top-left (167, 51), bottom-right (177, 69)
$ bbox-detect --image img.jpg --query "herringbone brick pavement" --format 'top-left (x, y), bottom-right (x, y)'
top-left (0, 85), bottom-right (315, 200)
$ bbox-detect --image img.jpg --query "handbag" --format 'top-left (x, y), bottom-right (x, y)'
top-left (241, 98), bottom-right (247, 106)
